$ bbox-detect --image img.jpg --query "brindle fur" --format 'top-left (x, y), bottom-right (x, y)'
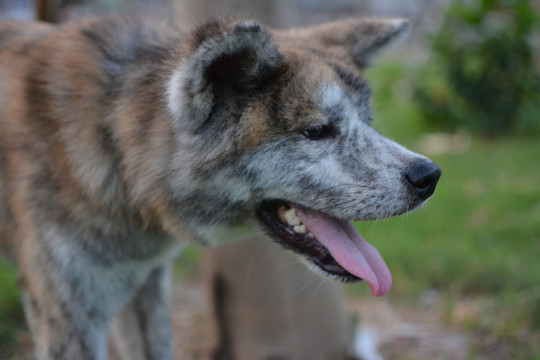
top-left (0, 15), bottom-right (431, 359)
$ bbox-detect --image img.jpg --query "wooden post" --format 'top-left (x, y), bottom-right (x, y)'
top-left (203, 237), bottom-right (352, 360)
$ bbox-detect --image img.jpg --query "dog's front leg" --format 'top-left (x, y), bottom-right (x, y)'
top-left (19, 247), bottom-right (110, 360)
top-left (110, 265), bottom-right (173, 360)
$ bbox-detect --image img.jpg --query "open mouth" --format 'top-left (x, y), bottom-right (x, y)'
top-left (257, 200), bottom-right (392, 296)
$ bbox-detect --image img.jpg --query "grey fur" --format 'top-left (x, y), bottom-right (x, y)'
top-left (0, 15), bottom-right (439, 359)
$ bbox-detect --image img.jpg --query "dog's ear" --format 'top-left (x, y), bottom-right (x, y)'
top-left (168, 18), bottom-right (282, 127)
top-left (280, 18), bottom-right (409, 69)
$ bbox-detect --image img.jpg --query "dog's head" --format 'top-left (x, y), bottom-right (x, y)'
top-left (166, 17), bottom-right (441, 296)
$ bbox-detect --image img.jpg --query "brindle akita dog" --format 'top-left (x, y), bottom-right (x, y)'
top-left (0, 15), bottom-right (441, 360)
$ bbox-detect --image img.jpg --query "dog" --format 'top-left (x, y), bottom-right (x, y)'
top-left (0, 15), bottom-right (441, 359)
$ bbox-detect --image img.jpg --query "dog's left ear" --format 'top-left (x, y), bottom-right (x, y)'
top-left (279, 18), bottom-right (409, 68)
top-left (168, 18), bottom-right (282, 127)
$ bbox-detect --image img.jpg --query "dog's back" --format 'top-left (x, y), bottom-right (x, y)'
top-left (0, 18), bottom-right (178, 260)
top-left (0, 21), bottom-right (55, 257)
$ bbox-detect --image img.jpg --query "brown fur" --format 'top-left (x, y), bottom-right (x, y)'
top-left (0, 15), bottom-right (420, 360)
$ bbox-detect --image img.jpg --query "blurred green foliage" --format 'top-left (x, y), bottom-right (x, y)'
top-left (0, 261), bottom-right (26, 359)
top-left (415, 0), bottom-right (540, 136)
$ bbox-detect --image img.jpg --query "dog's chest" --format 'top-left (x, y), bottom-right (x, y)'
top-left (48, 231), bottom-right (186, 316)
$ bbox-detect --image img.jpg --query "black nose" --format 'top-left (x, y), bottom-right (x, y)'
top-left (404, 161), bottom-right (442, 200)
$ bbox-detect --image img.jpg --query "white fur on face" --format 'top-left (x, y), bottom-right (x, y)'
top-left (166, 69), bottom-right (185, 120)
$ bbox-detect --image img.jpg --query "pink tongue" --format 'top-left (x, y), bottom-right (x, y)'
top-left (293, 205), bottom-right (392, 296)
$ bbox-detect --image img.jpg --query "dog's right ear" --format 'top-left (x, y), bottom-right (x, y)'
top-left (167, 18), bottom-right (282, 128)
top-left (278, 18), bottom-right (410, 69)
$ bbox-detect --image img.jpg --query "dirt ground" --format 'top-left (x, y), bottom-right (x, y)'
top-left (172, 279), bottom-right (215, 360)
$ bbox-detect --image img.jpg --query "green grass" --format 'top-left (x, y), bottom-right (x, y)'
top-left (353, 138), bottom-right (540, 298)
top-left (0, 261), bottom-right (26, 358)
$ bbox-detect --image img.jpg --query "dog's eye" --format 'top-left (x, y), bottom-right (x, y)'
top-left (301, 125), bottom-right (336, 140)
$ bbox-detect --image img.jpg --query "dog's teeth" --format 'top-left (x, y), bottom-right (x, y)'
top-left (277, 205), bottom-right (290, 223)
top-left (283, 208), bottom-right (301, 226)
top-left (293, 225), bottom-right (307, 234)
top-left (277, 205), bottom-right (304, 227)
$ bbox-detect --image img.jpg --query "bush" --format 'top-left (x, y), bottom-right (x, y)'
top-left (415, 0), bottom-right (540, 137)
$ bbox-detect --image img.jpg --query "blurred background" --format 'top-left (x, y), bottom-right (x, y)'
top-left (0, 0), bottom-right (539, 359)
